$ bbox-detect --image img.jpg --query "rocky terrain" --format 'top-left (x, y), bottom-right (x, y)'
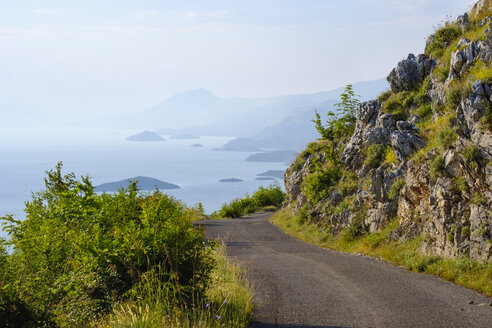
top-left (284, 0), bottom-right (492, 262)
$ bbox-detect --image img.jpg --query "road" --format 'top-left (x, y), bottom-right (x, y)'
top-left (197, 212), bottom-right (492, 328)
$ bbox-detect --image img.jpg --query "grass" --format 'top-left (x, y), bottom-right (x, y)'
top-left (271, 208), bottom-right (492, 296)
top-left (91, 244), bottom-right (253, 328)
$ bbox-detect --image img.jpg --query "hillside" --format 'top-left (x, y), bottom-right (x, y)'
top-left (282, 0), bottom-right (492, 269)
top-left (132, 79), bottom-right (388, 137)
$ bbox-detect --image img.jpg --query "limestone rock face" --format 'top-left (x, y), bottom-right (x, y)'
top-left (284, 2), bottom-right (492, 263)
top-left (387, 54), bottom-right (436, 93)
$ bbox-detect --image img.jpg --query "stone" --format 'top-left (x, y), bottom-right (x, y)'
top-left (387, 54), bottom-right (435, 93)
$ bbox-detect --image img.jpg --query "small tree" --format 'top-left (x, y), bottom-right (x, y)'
top-left (312, 84), bottom-right (360, 140)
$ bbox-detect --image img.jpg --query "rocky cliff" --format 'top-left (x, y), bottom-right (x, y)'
top-left (284, 0), bottom-right (492, 262)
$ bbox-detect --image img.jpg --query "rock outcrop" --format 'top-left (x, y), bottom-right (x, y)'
top-left (284, 2), bottom-right (492, 262)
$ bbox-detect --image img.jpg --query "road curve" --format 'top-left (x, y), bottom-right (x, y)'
top-left (197, 212), bottom-right (492, 328)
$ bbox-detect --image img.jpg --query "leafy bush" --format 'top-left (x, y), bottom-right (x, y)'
top-left (338, 171), bottom-right (358, 196)
top-left (454, 176), bottom-right (469, 194)
top-left (364, 144), bottom-right (387, 168)
top-left (342, 216), bottom-right (366, 242)
top-left (214, 184), bottom-right (285, 218)
top-left (378, 90), bottom-right (393, 102)
top-left (427, 24), bottom-right (462, 57)
top-left (0, 164), bottom-right (214, 327)
top-left (313, 85), bottom-right (360, 140)
top-left (388, 178), bottom-right (406, 199)
top-left (303, 165), bottom-right (341, 204)
top-left (463, 145), bottom-right (480, 164)
top-left (430, 155), bottom-right (445, 180)
top-left (384, 147), bottom-right (398, 166)
top-left (437, 127), bottom-right (457, 149)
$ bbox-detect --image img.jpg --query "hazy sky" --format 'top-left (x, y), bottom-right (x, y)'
top-left (0, 0), bottom-right (477, 118)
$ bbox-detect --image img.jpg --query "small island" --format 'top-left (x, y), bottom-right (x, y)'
top-left (219, 178), bottom-right (243, 183)
top-left (126, 131), bottom-right (166, 142)
top-left (191, 144), bottom-right (204, 148)
top-left (96, 176), bottom-right (180, 192)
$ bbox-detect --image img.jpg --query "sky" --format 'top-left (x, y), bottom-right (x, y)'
top-left (0, 0), bottom-right (478, 120)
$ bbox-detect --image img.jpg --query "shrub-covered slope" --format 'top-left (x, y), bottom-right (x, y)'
top-left (283, 0), bottom-right (492, 263)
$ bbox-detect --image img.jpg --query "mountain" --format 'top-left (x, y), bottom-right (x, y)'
top-left (216, 79), bottom-right (389, 152)
top-left (96, 176), bottom-right (180, 192)
top-left (132, 79), bottom-right (389, 137)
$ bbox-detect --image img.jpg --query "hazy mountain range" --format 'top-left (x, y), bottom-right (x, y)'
top-left (131, 78), bottom-right (389, 141)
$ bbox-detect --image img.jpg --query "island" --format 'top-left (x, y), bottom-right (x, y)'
top-left (96, 176), bottom-right (180, 192)
top-left (245, 150), bottom-right (298, 164)
top-left (219, 178), bottom-right (243, 183)
top-left (257, 170), bottom-right (285, 179)
top-left (191, 144), bottom-right (204, 148)
top-left (126, 131), bottom-right (166, 142)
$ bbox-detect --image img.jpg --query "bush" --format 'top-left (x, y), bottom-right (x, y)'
top-left (463, 145), bottom-right (480, 164)
top-left (303, 165), bottom-right (341, 204)
top-left (364, 144), bottom-right (387, 168)
top-left (0, 163), bottom-right (214, 327)
top-left (215, 184), bottom-right (286, 218)
top-left (342, 217), bottom-right (366, 242)
top-left (427, 24), bottom-right (462, 57)
top-left (388, 178), bottom-right (406, 199)
top-left (454, 176), bottom-right (469, 194)
top-left (437, 127), bottom-right (457, 149)
top-left (338, 171), bottom-right (358, 196)
top-left (430, 155), bottom-right (445, 180)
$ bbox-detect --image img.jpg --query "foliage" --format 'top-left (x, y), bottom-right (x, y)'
top-left (384, 147), bottom-right (398, 166)
top-left (342, 216), bottom-right (366, 242)
top-left (430, 155), bottom-right (445, 180)
top-left (91, 244), bottom-right (253, 328)
top-left (437, 127), bottom-right (457, 149)
top-left (0, 163), bottom-right (214, 327)
top-left (302, 165), bottom-right (342, 204)
top-left (363, 144), bottom-right (387, 168)
top-left (213, 184), bottom-right (285, 218)
top-left (338, 171), bottom-right (358, 197)
top-left (388, 178), bottom-right (406, 199)
top-left (470, 192), bottom-right (485, 206)
top-left (426, 23), bottom-right (462, 57)
top-left (377, 90), bottom-right (392, 102)
top-left (454, 176), bottom-right (469, 194)
top-left (313, 85), bottom-right (360, 140)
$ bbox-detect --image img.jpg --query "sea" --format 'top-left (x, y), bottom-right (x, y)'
top-left (0, 126), bottom-right (288, 239)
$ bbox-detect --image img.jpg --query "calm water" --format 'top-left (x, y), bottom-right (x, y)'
top-left (0, 127), bottom-right (288, 238)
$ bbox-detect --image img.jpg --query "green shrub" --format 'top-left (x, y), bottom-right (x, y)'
top-left (415, 104), bottom-right (432, 119)
top-left (470, 193), bottom-right (485, 205)
top-left (433, 63), bottom-right (451, 83)
top-left (342, 217), bottom-right (366, 242)
top-left (463, 145), bottom-right (480, 163)
top-left (215, 184), bottom-right (286, 218)
top-left (338, 171), bottom-right (358, 196)
top-left (388, 178), bottom-right (406, 199)
top-left (445, 83), bottom-right (466, 109)
top-left (447, 224), bottom-right (456, 242)
top-left (364, 144), bottom-right (387, 168)
top-left (430, 155), bottom-right (445, 180)
top-left (378, 90), bottom-right (392, 102)
top-left (462, 225), bottom-right (471, 237)
top-left (0, 163), bottom-right (214, 327)
top-left (454, 176), bottom-right (469, 194)
top-left (427, 24), bottom-right (462, 57)
top-left (303, 165), bottom-right (342, 204)
top-left (437, 127), bottom-right (457, 149)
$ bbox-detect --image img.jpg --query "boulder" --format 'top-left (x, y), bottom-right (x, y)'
top-left (387, 54), bottom-right (436, 92)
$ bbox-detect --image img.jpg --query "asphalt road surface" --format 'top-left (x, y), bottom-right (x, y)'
top-left (197, 212), bottom-right (492, 328)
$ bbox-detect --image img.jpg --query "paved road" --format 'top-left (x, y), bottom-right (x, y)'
top-left (197, 212), bottom-right (492, 328)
